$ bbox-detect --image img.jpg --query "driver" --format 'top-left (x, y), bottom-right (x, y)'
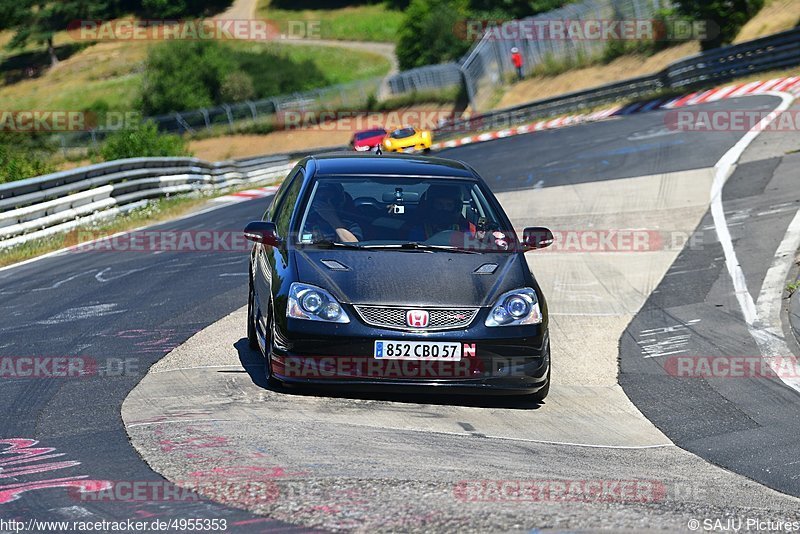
top-left (405, 184), bottom-right (469, 241)
top-left (306, 183), bottom-right (363, 243)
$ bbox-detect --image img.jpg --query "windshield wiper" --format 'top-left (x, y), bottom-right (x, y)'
top-left (362, 242), bottom-right (481, 254)
top-left (306, 239), bottom-right (363, 250)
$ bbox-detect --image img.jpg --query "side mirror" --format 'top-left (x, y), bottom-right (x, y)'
top-left (244, 221), bottom-right (281, 247)
top-left (522, 227), bottom-right (554, 251)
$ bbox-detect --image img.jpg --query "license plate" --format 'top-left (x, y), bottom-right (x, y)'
top-left (402, 147), bottom-right (415, 153)
top-left (374, 341), bottom-right (461, 361)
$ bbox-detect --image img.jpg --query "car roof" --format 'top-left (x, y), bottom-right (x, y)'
top-left (306, 153), bottom-right (478, 180)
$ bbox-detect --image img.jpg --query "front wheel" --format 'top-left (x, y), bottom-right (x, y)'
top-left (263, 309), bottom-right (283, 389)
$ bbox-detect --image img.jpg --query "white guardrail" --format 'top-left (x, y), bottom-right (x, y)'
top-left (0, 154), bottom-right (296, 250)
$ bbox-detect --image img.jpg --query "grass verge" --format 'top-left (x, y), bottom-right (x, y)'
top-left (257, 0), bottom-right (404, 42)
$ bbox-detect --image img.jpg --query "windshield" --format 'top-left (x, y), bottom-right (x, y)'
top-left (354, 129), bottom-right (386, 141)
top-left (390, 127), bottom-right (416, 139)
top-left (297, 177), bottom-right (516, 252)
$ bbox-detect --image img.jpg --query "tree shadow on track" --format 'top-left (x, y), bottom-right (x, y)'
top-left (232, 338), bottom-right (544, 410)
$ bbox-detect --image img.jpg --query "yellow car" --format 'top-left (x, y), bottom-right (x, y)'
top-left (381, 126), bottom-right (433, 153)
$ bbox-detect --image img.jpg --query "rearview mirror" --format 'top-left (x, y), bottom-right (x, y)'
top-left (522, 227), bottom-right (554, 251)
top-left (244, 221), bottom-right (281, 247)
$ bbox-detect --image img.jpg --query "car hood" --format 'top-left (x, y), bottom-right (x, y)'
top-left (293, 249), bottom-right (530, 307)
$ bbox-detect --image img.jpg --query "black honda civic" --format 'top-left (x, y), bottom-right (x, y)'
top-left (244, 154), bottom-right (553, 400)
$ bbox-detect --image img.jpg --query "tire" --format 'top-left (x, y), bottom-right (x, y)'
top-left (263, 308), bottom-right (283, 389)
top-left (247, 278), bottom-right (259, 350)
top-left (529, 365), bottom-right (550, 403)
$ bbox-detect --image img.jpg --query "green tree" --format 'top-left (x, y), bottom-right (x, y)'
top-left (139, 40), bottom-right (230, 115)
top-left (396, 0), bottom-right (472, 70)
top-left (139, 40), bottom-right (328, 115)
top-left (672, 0), bottom-right (764, 50)
top-left (0, 0), bottom-right (114, 67)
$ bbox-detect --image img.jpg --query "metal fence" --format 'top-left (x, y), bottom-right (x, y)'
top-left (385, 0), bottom-right (664, 110)
top-left (386, 63), bottom-right (464, 95)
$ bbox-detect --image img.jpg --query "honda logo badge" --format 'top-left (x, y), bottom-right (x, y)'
top-left (406, 310), bottom-right (429, 328)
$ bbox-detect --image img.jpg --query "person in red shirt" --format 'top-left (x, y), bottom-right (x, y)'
top-left (511, 47), bottom-right (523, 80)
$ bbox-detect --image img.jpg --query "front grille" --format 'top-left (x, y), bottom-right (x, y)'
top-left (354, 305), bottom-right (479, 331)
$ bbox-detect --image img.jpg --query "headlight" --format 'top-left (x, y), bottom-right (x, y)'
top-left (288, 283), bottom-right (350, 323)
top-left (485, 288), bottom-right (542, 327)
top-left (384, 139), bottom-right (393, 147)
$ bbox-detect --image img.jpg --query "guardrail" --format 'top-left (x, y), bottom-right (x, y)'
top-left (434, 27), bottom-right (800, 140)
top-left (0, 155), bottom-right (296, 250)
top-left (665, 27), bottom-right (800, 88)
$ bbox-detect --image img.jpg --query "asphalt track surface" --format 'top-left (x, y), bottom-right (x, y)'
top-left (441, 96), bottom-right (775, 191)
top-left (620, 117), bottom-right (800, 496)
top-left (1, 94), bottom-right (799, 530)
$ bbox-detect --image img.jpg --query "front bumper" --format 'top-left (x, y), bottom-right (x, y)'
top-left (383, 142), bottom-right (432, 153)
top-left (269, 314), bottom-right (550, 394)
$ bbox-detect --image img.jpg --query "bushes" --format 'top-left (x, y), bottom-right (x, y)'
top-left (0, 146), bottom-right (55, 184)
top-left (220, 71), bottom-right (256, 103)
top-left (0, 134), bottom-right (55, 184)
top-left (99, 121), bottom-right (190, 161)
top-left (139, 40), bottom-right (328, 115)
